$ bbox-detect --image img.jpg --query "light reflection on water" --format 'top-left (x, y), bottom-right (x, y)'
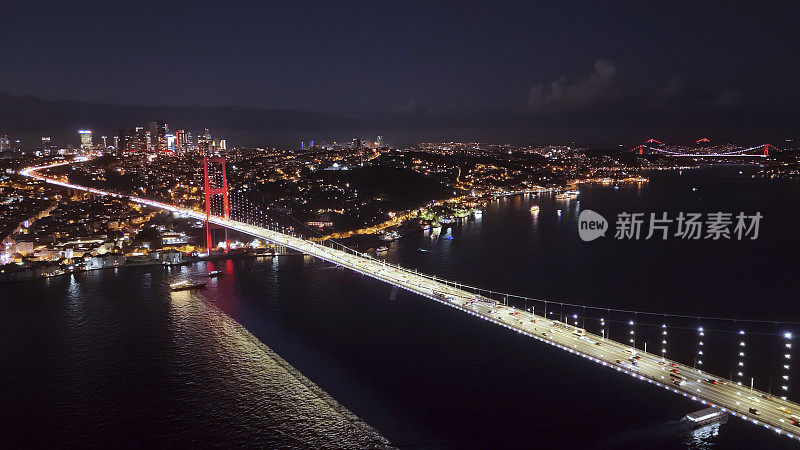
top-left (0, 265), bottom-right (391, 448)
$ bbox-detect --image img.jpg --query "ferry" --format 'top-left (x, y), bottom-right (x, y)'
top-left (376, 245), bottom-right (389, 253)
top-left (206, 270), bottom-right (222, 277)
top-left (685, 407), bottom-right (728, 427)
top-left (530, 205), bottom-right (540, 213)
top-left (170, 280), bottom-right (207, 291)
top-left (555, 190), bottom-right (579, 200)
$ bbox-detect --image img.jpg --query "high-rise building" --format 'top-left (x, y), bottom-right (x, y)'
top-left (101, 135), bottom-right (108, 149)
top-left (198, 128), bottom-right (212, 154)
top-left (0, 135), bottom-right (9, 152)
top-left (112, 135), bottom-right (119, 149)
top-left (175, 130), bottom-right (188, 150)
top-left (78, 130), bottom-right (93, 150)
top-left (147, 120), bottom-right (168, 152)
top-left (166, 134), bottom-right (176, 151)
top-left (119, 127), bottom-right (148, 153)
top-left (135, 127), bottom-right (146, 152)
top-left (41, 136), bottom-right (51, 144)
top-left (219, 139), bottom-right (227, 151)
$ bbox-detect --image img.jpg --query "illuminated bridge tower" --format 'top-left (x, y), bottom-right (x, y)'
top-left (202, 156), bottom-right (230, 254)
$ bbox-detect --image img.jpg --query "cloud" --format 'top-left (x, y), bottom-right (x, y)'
top-left (399, 97), bottom-right (416, 113)
top-left (717, 89), bottom-right (743, 106)
top-left (649, 77), bottom-right (683, 107)
top-left (649, 77), bottom-right (744, 109)
top-left (526, 58), bottom-right (617, 113)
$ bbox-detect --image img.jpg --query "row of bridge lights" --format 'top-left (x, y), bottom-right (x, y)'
top-left (737, 330), bottom-right (746, 386)
top-left (696, 327), bottom-right (704, 368)
top-left (597, 319), bottom-right (791, 398)
top-left (784, 332), bottom-right (792, 400)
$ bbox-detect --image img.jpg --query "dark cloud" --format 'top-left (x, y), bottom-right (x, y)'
top-left (526, 58), bottom-right (617, 113)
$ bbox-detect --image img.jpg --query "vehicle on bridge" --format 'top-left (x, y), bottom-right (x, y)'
top-left (550, 321), bottom-right (585, 337)
top-left (669, 373), bottom-right (686, 386)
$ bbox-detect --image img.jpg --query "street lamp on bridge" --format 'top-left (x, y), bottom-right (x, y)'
top-left (736, 330), bottom-right (746, 386)
top-left (696, 327), bottom-right (705, 370)
top-left (628, 320), bottom-right (635, 348)
top-left (783, 332), bottom-right (793, 400)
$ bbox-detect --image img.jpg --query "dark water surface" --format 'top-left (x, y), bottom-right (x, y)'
top-left (2, 166), bottom-right (799, 448)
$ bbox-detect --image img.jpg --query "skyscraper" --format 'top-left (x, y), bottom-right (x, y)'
top-left (134, 127), bottom-right (146, 152)
top-left (78, 130), bottom-right (93, 150)
top-left (198, 128), bottom-right (212, 154)
top-left (176, 130), bottom-right (188, 150)
top-left (148, 120), bottom-right (168, 152)
top-left (0, 135), bottom-right (9, 152)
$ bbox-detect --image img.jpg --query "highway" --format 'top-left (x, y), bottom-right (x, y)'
top-left (20, 160), bottom-right (800, 443)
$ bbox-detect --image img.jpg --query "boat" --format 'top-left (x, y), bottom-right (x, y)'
top-left (684, 407), bottom-right (728, 427)
top-left (378, 230), bottom-right (401, 241)
top-left (170, 280), bottom-right (207, 291)
top-left (530, 205), bottom-right (540, 213)
top-left (207, 270), bottom-right (222, 277)
top-left (555, 190), bottom-right (579, 200)
top-left (376, 245), bottom-right (389, 253)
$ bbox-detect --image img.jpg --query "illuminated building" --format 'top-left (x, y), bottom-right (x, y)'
top-left (78, 130), bottom-right (93, 150)
top-left (176, 130), bottom-right (188, 150)
top-left (148, 120), bottom-right (168, 152)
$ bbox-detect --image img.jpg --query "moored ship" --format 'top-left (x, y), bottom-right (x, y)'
top-left (684, 407), bottom-right (728, 427)
top-left (170, 280), bottom-right (207, 291)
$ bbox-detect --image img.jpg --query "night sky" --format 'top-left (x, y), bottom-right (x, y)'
top-left (2, 1), bottom-right (798, 143)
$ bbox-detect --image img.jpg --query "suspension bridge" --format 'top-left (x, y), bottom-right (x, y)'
top-left (631, 139), bottom-right (778, 158)
top-left (19, 157), bottom-right (800, 443)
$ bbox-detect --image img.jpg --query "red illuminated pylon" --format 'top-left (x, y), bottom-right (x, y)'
top-left (203, 156), bottom-right (230, 254)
